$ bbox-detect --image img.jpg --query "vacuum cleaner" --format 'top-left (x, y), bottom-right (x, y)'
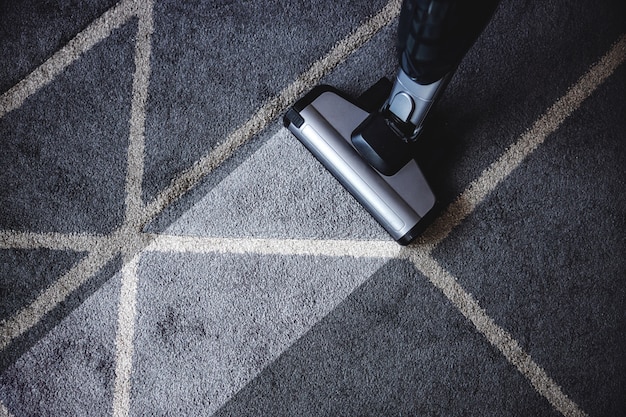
top-left (284, 0), bottom-right (500, 244)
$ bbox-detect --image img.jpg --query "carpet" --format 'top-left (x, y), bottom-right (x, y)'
top-left (1, 0), bottom-right (625, 416)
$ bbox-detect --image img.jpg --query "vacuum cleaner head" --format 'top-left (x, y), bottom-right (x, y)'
top-left (284, 82), bottom-right (436, 245)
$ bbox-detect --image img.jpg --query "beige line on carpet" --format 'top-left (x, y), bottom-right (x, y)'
top-left (0, 230), bottom-right (102, 252)
top-left (113, 3), bottom-right (155, 417)
top-left (112, 254), bottom-right (140, 417)
top-left (0, 0), bottom-right (137, 119)
top-left (124, 0), bottom-right (154, 226)
top-left (146, 234), bottom-right (402, 259)
top-left (113, 0), bottom-right (154, 417)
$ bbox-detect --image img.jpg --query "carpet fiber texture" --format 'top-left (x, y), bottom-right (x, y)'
top-left (1, 0), bottom-right (625, 416)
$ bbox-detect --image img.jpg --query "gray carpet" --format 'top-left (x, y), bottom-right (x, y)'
top-left (1, 0), bottom-right (625, 416)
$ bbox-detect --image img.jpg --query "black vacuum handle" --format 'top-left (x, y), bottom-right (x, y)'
top-left (397, 0), bottom-right (500, 85)
top-left (351, 0), bottom-right (500, 175)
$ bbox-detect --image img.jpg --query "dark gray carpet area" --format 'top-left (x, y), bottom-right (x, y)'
top-left (1, 0), bottom-right (625, 416)
top-left (1, 19), bottom-right (137, 233)
top-left (213, 259), bottom-right (561, 417)
top-left (433, 64), bottom-right (626, 417)
top-left (0, 0), bottom-right (120, 93)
